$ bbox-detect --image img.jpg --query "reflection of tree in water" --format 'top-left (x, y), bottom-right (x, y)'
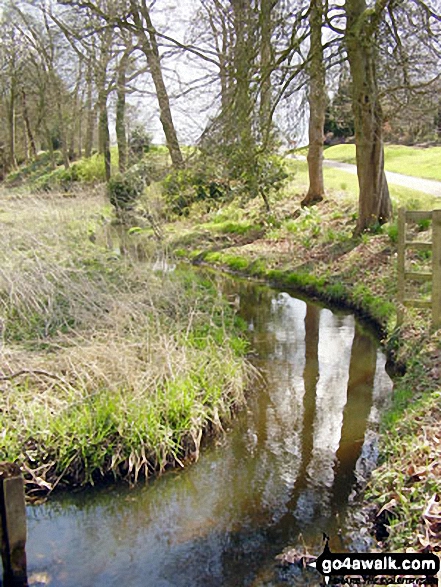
top-left (293, 310), bottom-right (356, 525)
top-left (332, 327), bottom-right (376, 506)
top-left (258, 295), bottom-right (307, 522)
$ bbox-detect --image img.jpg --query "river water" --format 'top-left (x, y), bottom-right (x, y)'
top-left (24, 275), bottom-right (392, 587)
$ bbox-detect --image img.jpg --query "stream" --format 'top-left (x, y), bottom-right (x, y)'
top-left (23, 273), bottom-right (393, 587)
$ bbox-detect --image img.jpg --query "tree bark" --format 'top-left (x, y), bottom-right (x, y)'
top-left (52, 74), bottom-right (70, 170)
top-left (131, 1), bottom-right (184, 169)
top-left (302, 0), bottom-right (326, 207)
top-left (6, 84), bottom-right (17, 170)
top-left (21, 89), bottom-right (37, 159)
top-left (230, 0), bottom-right (257, 183)
top-left (98, 88), bottom-right (111, 182)
top-left (95, 27), bottom-right (112, 182)
top-left (205, 0), bottom-right (234, 129)
top-left (259, 0), bottom-right (274, 142)
top-left (116, 48), bottom-right (131, 173)
top-left (345, 0), bottom-right (392, 233)
top-left (231, 0), bottom-right (254, 152)
top-left (84, 61), bottom-right (95, 159)
top-left (69, 62), bottom-right (83, 159)
top-left (218, 18), bottom-right (231, 119)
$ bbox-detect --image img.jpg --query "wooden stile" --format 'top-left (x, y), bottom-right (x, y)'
top-left (397, 208), bottom-right (441, 330)
top-left (432, 210), bottom-right (441, 329)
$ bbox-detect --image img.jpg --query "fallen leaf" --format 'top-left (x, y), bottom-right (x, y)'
top-left (377, 498), bottom-right (398, 517)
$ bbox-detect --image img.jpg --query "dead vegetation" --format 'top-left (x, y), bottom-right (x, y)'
top-left (0, 191), bottom-right (251, 495)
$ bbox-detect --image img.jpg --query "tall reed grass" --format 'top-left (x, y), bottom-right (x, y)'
top-left (0, 191), bottom-right (251, 494)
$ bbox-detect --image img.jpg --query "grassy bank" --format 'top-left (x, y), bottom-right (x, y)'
top-left (0, 190), bottom-right (251, 495)
top-left (159, 158), bottom-right (441, 553)
top-left (324, 144), bottom-right (441, 182)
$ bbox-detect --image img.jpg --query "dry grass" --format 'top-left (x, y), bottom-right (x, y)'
top-left (0, 191), bottom-right (251, 495)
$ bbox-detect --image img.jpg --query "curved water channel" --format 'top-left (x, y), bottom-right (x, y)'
top-left (24, 274), bottom-right (393, 587)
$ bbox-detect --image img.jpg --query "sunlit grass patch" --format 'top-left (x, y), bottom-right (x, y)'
top-left (200, 219), bottom-right (260, 235)
top-left (325, 144), bottom-right (441, 182)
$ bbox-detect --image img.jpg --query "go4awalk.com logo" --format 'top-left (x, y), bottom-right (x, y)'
top-left (308, 536), bottom-right (440, 585)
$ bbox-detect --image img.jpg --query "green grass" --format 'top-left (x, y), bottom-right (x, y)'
top-left (199, 219), bottom-right (260, 235)
top-left (324, 144), bottom-right (441, 182)
top-left (34, 149), bottom-right (120, 191)
top-left (367, 385), bottom-right (441, 551)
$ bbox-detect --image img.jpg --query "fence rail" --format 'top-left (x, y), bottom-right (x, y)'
top-left (397, 208), bottom-right (441, 329)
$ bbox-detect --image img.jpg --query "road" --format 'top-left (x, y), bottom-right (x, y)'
top-left (290, 155), bottom-right (441, 198)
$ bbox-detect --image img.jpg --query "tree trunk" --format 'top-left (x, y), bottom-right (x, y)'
top-left (21, 89), bottom-right (37, 159)
top-left (69, 63), bottom-right (83, 159)
top-left (230, 0), bottom-right (258, 188)
top-left (7, 86), bottom-right (17, 170)
top-left (43, 121), bottom-right (56, 169)
top-left (436, 101), bottom-right (441, 139)
top-left (84, 62), bottom-right (95, 159)
top-left (38, 85), bottom-right (56, 169)
top-left (116, 49), bottom-right (130, 173)
top-left (219, 23), bottom-right (231, 119)
top-left (96, 34), bottom-right (111, 183)
top-left (51, 75), bottom-right (70, 170)
top-left (131, 1), bottom-right (184, 169)
top-left (259, 0), bottom-right (273, 143)
top-left (345, 0), bottom-right (392, 233)
top-left (98, 89), bottom-right (111, 182)
top-left (302, 0), bottom-right (325, 207)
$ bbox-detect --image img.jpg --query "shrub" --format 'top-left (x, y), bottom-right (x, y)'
top-left (254, 154), bottom-right (288, 199)
top-left (163, 165), bottom-right (231, 216)
top-left (386, 221), bottom-right (399, 243)
top-left (129, 126), bottom-right (152, 162)
top-left (108, 160), bottom-right (151, 210)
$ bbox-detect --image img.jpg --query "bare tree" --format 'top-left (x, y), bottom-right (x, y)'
top-left (128, 0), bottom-right (184, 169)
top-left (0, 20), bottom-right (21, 170)
top-left (302, 0), bottom-right (326, 206)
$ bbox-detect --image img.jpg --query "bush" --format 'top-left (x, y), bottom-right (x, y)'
top-left (254, 154), bottom-right (288, 200)
top-left (108, 160), bottom-right (151, 210)
top-left (34, 164), bottom-right (82, 192)
top-left (129, 126), bottom-right (152, 162)
top-left (162, 163), bottom-right (231, 216)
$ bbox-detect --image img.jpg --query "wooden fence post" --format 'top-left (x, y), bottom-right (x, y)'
top-left (0, 462), bottom-right (28, 587)
top-left (432, 209), bottom-right (441, 330)
top-left (397, 208), bottom-right (406, 326)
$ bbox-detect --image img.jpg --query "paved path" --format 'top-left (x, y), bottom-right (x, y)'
top-left (290, 155), bottom-right (441, 198)
top-left (322, 159), bottom-right (441, 198)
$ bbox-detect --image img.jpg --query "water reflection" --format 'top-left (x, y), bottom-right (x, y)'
top-left (294, 311), bottom-right (354, 524)
top-left (24, 278), bottom-right (392, 587)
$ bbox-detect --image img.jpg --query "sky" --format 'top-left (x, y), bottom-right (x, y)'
top-left (124, 0), bottom-right (220, 145)
top-left (124, 0), bottom-right (309, 147)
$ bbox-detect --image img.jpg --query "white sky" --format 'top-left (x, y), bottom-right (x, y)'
top-left (123, 0), bottom-right (309, 146)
